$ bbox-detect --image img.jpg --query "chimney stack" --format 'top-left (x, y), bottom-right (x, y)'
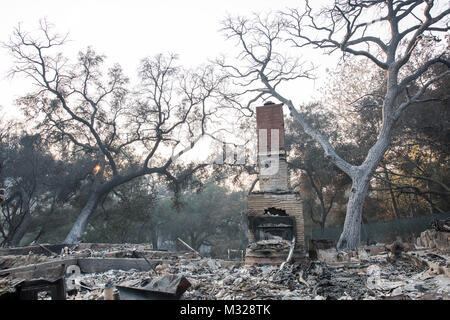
top-left (245, 102), bottom-right (305, 265)
top-left (255, 103), bottom-right (289, 192)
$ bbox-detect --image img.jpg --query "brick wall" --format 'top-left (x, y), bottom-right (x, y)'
top-left (259, 156), bottom-right (290, 192)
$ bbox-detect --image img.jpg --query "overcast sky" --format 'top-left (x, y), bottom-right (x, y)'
top-left (0, 0), bottom-right (335, 120)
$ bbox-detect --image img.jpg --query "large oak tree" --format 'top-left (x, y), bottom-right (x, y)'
top-left (220, 0), bottom-right (449, 249)
top-left (7, 21), bottom-right (227, 243)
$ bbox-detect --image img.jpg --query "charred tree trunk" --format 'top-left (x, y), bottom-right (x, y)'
top-left (9, 209), bottom-right (31, 246)
top-left (63, 192), bottom-right (101, 244)
top-left (8, 189), bottom-right (31, 247)
top-left (151, 228), bottom-right (158, 250)
top-left (62, 168), bottom-right (151, 244)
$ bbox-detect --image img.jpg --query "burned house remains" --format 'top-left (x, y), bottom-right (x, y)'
top-left (245, 103), bottom-right (306, 265)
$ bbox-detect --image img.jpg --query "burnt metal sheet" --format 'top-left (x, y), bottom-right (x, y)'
top-left (116, 285), bottom-right (179, 300)
top-left (117, 275), bottom-right (191, 300)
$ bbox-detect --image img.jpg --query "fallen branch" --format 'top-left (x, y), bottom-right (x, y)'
top-left (279, 236), bottom-right (296, 272)
top-left (298, 273), bottom-right (309, 287)
top-left (137, 251), bottom-right (157, 272)
top-left (177, 238), bottom-right (201, 257)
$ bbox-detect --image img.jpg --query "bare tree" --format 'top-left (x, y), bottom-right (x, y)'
top-left (6, 21), bottom-right (226, 244)
top-left (221, 0), bottom-right (449, 249)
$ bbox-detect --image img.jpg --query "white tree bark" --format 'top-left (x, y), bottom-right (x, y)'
top-left (63, 192), bottom-right (101, 244)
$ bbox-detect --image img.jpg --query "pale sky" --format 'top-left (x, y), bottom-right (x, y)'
top-left (0, 0), bottom-right (336, 121)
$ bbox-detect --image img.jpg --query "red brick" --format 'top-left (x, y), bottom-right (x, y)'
top-left (256, 104), bottom-right (285, 150)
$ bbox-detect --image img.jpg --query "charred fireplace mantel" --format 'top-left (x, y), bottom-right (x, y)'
top-left (245, 103), bottom-right (305, 265)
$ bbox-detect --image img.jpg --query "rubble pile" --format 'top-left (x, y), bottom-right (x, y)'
top-left (247, 239), bottom-right (292, 252)
top-left (60, 253), bottom-right (450, 300)
top-left (178, 254), bottom-right (448, 300)
top-left (416, 229), bottom-right (450, 252)
top-left (0, 254), bottom-right (51, 270)
top-left (1, 242), bottom-right (449, 300)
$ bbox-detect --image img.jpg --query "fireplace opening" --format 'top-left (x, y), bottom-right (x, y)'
top-left (264, 207), bottom-right (287, 216)
top-left (256, 226), bottom-right (293, 241)
top-left (248, 216), bottom-right (295, 242)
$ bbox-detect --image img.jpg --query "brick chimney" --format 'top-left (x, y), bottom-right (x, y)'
top-left (256, 103), bottom-right (289, 192)
top-left (245, 101), bottom-right (305, 265)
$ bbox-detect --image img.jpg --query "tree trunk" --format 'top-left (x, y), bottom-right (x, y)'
top-left (63, 192), bottom-right (101, 244)
top-left (337, 111), bottom-right (394, 249)
top-left (9, 210), bottom-right (31, 246)
top-left (151, 228), bottom-right (158, 250)
top-left (320, 209), bottom-right (327, 233)
top-left (339, 85), bottom-right (399, 250)
top-left (336, 175), bottom-right (370, 250)
top-left (8, 190), bottom-right (31, 247)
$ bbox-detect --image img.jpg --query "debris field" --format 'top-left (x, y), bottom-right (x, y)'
top-left (0, 234), bottom-right (448, 300)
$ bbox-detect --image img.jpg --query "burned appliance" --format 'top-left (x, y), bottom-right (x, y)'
top-left (245, 103), bottom-right (305, 265)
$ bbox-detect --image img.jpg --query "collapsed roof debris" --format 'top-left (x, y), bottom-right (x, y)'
top-left (0, 229), bottom-right (448, 300)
